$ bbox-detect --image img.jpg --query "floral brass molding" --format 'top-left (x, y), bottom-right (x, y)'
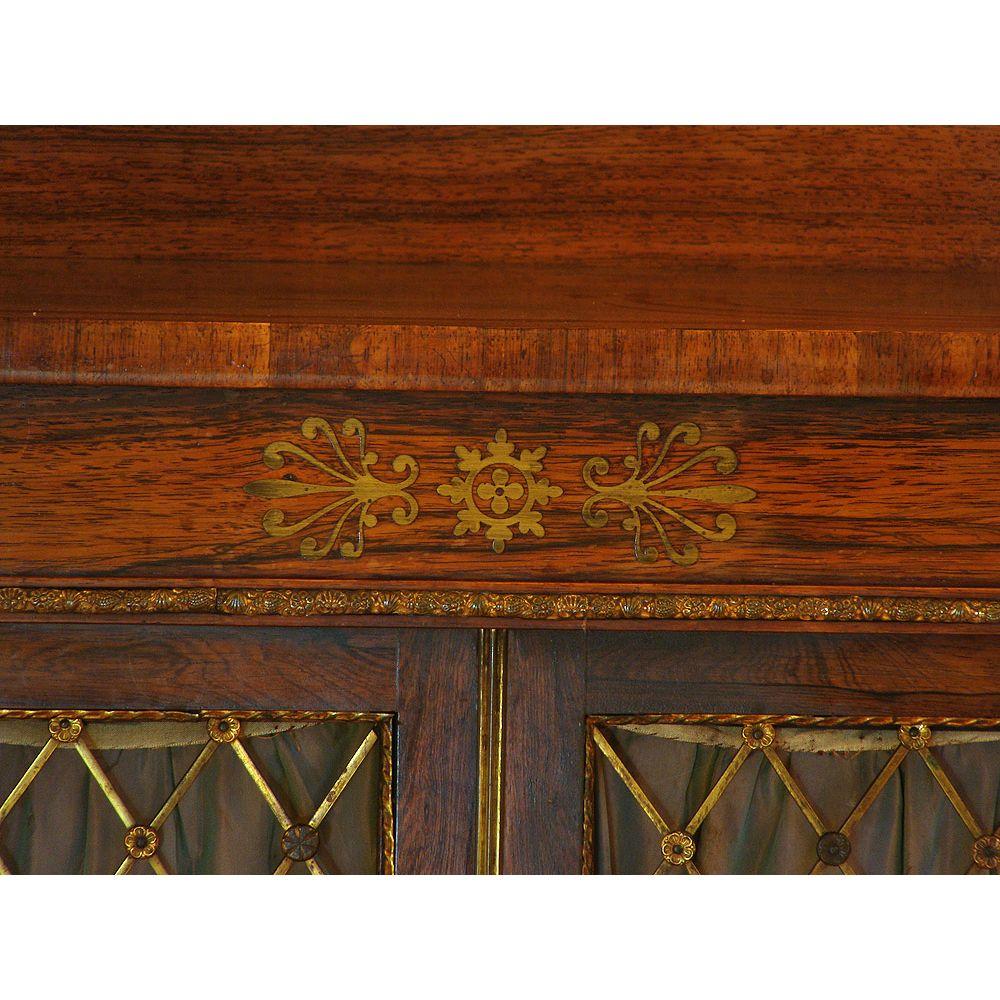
top-left (437, 429), bottom-right (563, 553)
top-left (3, 587), bottom-right (999, 624)
top-left (244, 417), bottom-right (419, 559)
top-left (582, 421), bottom-right (757, 565)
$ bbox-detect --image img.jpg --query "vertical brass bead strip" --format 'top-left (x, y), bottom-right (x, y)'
top-left (476, 627), bottom-right (506, 874)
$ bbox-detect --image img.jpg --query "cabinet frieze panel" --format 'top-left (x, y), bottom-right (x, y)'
top-left (1, 387), bottom-right (997, 591)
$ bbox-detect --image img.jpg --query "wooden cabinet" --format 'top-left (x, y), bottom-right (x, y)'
top-left (1, 127), bottom-right (998, 874)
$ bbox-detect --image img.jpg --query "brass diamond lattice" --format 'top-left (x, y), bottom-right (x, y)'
top-left (586, 717), bottom-right (999, 875)
top-left (0, 712), bottom-right (393, 875)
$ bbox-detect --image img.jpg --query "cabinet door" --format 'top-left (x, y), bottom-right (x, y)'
top-left (0, 624), bottom-right (481, 874)
top-left (502, 628), bottom-right (1000, 875)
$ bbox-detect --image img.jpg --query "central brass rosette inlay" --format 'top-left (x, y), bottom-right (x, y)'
top-left (438, 429), bottom-right (562, 553)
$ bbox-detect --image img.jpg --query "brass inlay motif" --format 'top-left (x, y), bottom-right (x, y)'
top-left (245, 417), bottom-right (419, 559)
top-left (583, 421), bottom-right (756, 565)
top-left (438, 429), bottom-right (562, 553)
top-left (0, 710), bottom-right (394, 876)
top-left (2, 587), bottom-right (999, 625)
top-left (584, 714), bottom-right (1000, 875)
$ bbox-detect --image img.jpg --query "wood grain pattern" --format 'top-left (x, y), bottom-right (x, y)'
top-left (2, 314), bottom-right (997, 397)
top-left (0, 624), bottom-right (397, 711)
top-left (503, 630), bottom-right (585, 874)
top-left (2, 258), bottom-right (999, 335)
top-left (3, 127), bottom-right (998, 269)
top-left (586, 630), bottom-right (1000, 717)
top-left (0, 386), bottom-right (997, 589)
top-left (3, 129), bottom-right (996, 398)
top-left (395, 629), bottom-right (479, 873)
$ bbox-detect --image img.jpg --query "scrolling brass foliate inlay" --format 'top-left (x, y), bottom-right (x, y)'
top-left (583, 422), bottom-right (757, 565)
top-left (244, 418), bottom-right (419, 559)
top-left (437, 429), bottom-right (562, 553)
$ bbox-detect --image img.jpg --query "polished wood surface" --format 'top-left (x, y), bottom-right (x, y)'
top-left (585, 630), bottom-right (1000, 717)
top-left (2, 259), bottom-right (998, 334)
top-left (4, 128), bottom-right (997, 399)
top-left (1, 386), bottom-right (996, 590)
top-left (503, 630), bottom-right (586, 874)
top-left (3, 127), bottom-right (998, 268)
top-left (395, 629), bottom-right (479, 874)
top-left (3, 312), bottom-right (997, 397)
top-left (0, 623), bottom-right (397, 711)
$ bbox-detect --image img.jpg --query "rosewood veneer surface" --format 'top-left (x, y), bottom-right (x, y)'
top-left (0, 128), bottom-right (998, 873)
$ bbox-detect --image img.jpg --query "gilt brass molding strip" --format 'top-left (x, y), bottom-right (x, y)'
top-left (1, 586), bottom-right (999, 624)
top-left (476, 628), bottom-right (506, 875)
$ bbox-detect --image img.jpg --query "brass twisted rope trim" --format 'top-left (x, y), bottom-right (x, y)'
top-left (0, 709), bottom-right (389, 722)
top-left (582, 722), bottom-right (597, 875)
top-left (379, 720), bottom-right (395, 875)
top-left (592, 713), bottom-right (1000, 730)
top-left (1, 587), bottom-right (999, 624)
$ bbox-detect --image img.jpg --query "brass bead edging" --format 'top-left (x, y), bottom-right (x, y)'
top-left (1, 587), bottom-right (998, 624)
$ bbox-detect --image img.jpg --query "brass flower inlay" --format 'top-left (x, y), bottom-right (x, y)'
top-left (898, 723), bottom-right (932, 750)
top-left (438, 429), bottom-right (562, 553)
top-left (49, 716), bottom-right (82, 743)
top-left (661, 831), bottom-right (696, 865)
top-left (742, 722), bottom-right (775, 749)
top-left (245, 418), bottom-right (419, 560)
top-left (124, 825), bottom-right (159, 860)
top-left (972, 834), bottom-right (1000, 870)
top-left (583, 421), bottom-right (756, 565)
top-left (208, 716), bottom-right (241, 743)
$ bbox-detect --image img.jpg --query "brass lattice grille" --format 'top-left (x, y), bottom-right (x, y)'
top-left (584, 715), bottom-right (1000, 875)
top-left (0, 710), bottom-right (394, 875)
